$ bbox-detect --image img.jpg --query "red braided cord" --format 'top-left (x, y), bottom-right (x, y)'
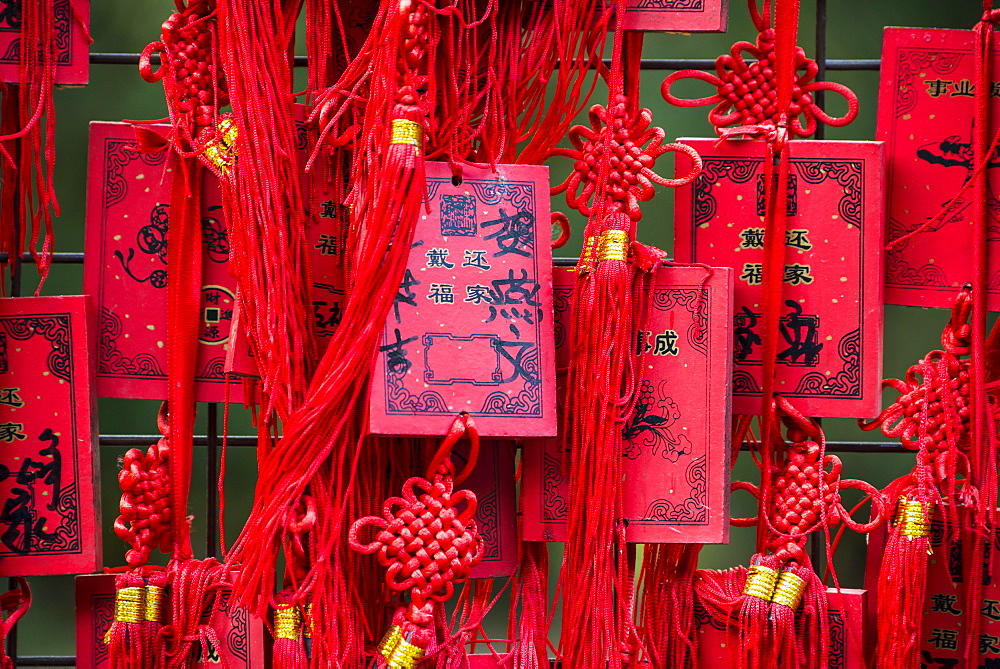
top-left (114, 404), bottom-right (173, 569)
top-left (660, 0), bottom-right (857, 139)
top-left (348, 415), bottom-right (485, 655)
top-left (0, 0), bottom-right (64, 293)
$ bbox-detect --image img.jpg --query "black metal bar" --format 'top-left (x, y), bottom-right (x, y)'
top-left (99, 434), bottom-right (257, 447)
top-left (814, 0), bottom-right (828, 141)
top-left (206, 403), bottom-right (219, 559)
top-left (96, 433), bottom-right (907, 452)
top-left (0, 252), bottom-right (84, 264)
top-left (90, 52), bottom-right (881, 72)
top-left (14, 658), bottom-right (74, 667)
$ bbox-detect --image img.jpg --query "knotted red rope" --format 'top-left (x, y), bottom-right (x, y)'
top-left (556, 12), bottom-right (702, 663)
top-left (109, 6), bottom-right (230, 667)
top-left (349, 414), bottom-right (484, 666)
top-left (661, 3), bottom-right (878, 666)
top-left (861, 289), bottom-right (979, 668)
top-left (660, 0), bottom-right (857, 140)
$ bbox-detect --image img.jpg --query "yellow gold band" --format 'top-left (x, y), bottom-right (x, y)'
top-left (390, 119), bottom-right (423, 147)
top-left (743, 564), bottom-right (779, 601)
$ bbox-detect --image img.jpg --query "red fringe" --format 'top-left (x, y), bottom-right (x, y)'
top-left (158, 558), bottom-right (229, 669)
top-left (737, 554), bottom-right (781, 669)
top-left (637, 544), bottom-right (701, 668)
top-left (873, 498), bottom-right (931, 668)
top-left (510, 541), bottom-right (550, 668)
top-left (106, 571), bottom-right (148, 669)
top-left (561, 211), bottom-right (640, 665)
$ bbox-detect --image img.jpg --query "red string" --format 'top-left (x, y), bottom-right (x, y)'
top-left (0, 0), bottom-right (62, 293)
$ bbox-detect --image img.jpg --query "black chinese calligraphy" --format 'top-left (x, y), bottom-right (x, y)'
top-left (0, 429), bottom-right (62, 554)
top-left (0, 0), bottom-right (21, 29)
top-left (201, 206), bottom-right (229, 263)
top-left (480, 269), bottom-right (543, 339)
top-left (734, 306), bottom-right (762, 363)
top-left (482, 208), bottom-right (535, 258)
top-left (380, 329), bottom-right (418, 375)
top-left (393, 269), bottom-right (421, 323)
top-left (115, 203), bottom-right (170, 288)
top-left (777, 300), bottom-right (823, 366)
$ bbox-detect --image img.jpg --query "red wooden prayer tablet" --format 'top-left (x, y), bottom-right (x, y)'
top-left (878, 27), bottom-right (1000, 310)
top-left (0, 295), bottom-right (99, 577)
top-left (522, 264), bottom-right (733, 544)
top-left (674, 138), bottom-right (885, 419)
top-left (622, 0), bottom-right (727, 32)
top-left (85, 120), bottom-right (345, 400)
top-left (369, 162), bottom-right (557, 439)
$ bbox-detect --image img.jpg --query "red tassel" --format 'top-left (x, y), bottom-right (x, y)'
top-left (510, 541), bottom-right (550, 668)
top-left (142, 571), bottom-right (167, 666)
top-left (158, 558), bottom-right (229, 669)
top-left (873, 492), bottom-right (932, 668)
top-left (637, 544), bottom-right (701, 668)
top-left (106, 571), bottom-right (149, 669)
top-left (272, 592), bottom-right (307, 669)
top-left (795, 567), bottom-right (829, 669)
top-left (736, 553), bottom-right (781, 669)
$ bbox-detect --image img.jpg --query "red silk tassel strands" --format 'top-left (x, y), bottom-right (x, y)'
top-left (0, 1), bottom-right (87, 293)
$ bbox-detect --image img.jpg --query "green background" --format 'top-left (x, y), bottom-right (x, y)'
top-left (12, 0), bottom-right (992, 662)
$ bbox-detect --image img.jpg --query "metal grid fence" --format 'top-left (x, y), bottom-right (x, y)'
top-left (5, 0), bottom-right (884, 663)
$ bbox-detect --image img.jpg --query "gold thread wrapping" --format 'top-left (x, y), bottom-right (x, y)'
top-left (772, 571), bottom-right (807, 609)
top-left (596, 229), bottom-right (629, 263)
top-left (897, 498), bottom-right (931, 539)
top-left (219, 118), bottom-right (237, 148)
top-left (114, 586), bottom-right (145, 624)
top-left (378, 625), bottom-right (403, 658)
top-left (385, 638), bottom-right (425, 668)
top-left (203, 144), bottom-right (233, 175)
top-left (143, 585), bottom-right (163, 623)
top-left (304, 603), bottom-right (313, 639)
top-left (743, 565), bottom-right (779, 601)
top-left (574, 236), bottom-right (597, 275)
top-left (274, 607), bottom-right (301, 640)
top-left (390, 119), bottom-right (423, 147)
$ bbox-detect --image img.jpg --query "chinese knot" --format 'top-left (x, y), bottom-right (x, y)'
top-left (660, 11), bottom-right (857, 138)
top-left (114, 404), bottom-right (172, 569)
top-left (550, 94), bottom-right (701, 222)
top-left (348, 415), bottom-right (484, 665)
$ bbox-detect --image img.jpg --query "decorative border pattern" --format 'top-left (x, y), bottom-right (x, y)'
top-left (638, 455), bottom-right (707, 525)
top-left (629, 0), bottom-right (705, 11)
top-left (0, 313), bottom-right (81, 556)
top-left (382, 178), bottom-right (546, 419)
top-left (0, 0), bottom-right (74, 67)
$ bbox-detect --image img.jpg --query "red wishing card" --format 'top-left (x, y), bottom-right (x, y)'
top-left (0, 0), bottom-right (90, 86)
top-left (877, 28), bottom-right (1000, 310)
top-left (522, 264), bottom-right (733, 544)
top-left (85, 121), bottom-right (345, 399)
top-left (674, 139), bottom-right (885, 419)
top-left (85, 122), bottom-right (239, 403)
top-left (696, 587), bottom-right (867, 668)
top-left (0, 296), bottom-right (99, 577)
top-left (369, 162), bottom-right (556, 439)
top-left (459, 440), bottom-right (517, 579)
top-left (622, 0), bottom-right (727, 32)
top-left (75, 574), bottom-right (267, 668)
